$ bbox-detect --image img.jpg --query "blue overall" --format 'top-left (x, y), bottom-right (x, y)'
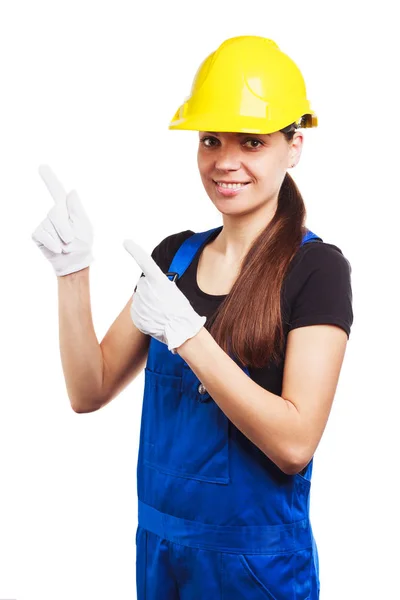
top-left (136, 226), bottom-right (322, 599)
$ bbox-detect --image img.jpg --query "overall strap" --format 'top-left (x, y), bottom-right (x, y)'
top-left (166, 226), bottom-right (322, 282)
top-left (166, 226), bottom-right (223, 282)
top-left (301, 229), bottom-right (323, 245)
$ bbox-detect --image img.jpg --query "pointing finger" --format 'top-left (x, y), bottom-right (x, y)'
top-left (38, 164), bottom-right (67, 204)
top-left (123, 239), bottom-right (166, 284)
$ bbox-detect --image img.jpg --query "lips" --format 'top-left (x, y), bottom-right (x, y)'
top-left (213, 180), bottom-right (251, 196)
top-left (213, 180), bottom-right (251, 184)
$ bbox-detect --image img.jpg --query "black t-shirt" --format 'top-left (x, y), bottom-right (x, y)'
top-left (148, 228), bottom-right (353, 396)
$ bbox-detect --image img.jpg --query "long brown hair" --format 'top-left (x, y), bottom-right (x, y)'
top-left (207, 119), bottom-right (309, 369)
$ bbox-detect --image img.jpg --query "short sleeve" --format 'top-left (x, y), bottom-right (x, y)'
top-left (288, 244), bottom-right (354, 338)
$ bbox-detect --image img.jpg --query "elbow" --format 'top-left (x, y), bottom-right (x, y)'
top-left (71, 401), bottom-right (86, 413)
top-left (277, 445), bottom-right (313, 476)
top-left (70, 396), bottom-right (102, 413)
top-left (283, 451), bottom-right (313, 476)
top-left (282, 461), bottom-right (306, 476)
top-left (71, 403), bottom-right (87, 413)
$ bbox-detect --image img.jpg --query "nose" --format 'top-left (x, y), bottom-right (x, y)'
top-left (214, 144), bottom-right (242, 172)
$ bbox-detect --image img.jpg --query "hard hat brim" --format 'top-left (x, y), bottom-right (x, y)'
top-left (169, 111), bottom-right (317, 134)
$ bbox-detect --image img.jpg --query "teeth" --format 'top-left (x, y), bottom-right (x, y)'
top-left (216, 182), bottom-right (247, 189)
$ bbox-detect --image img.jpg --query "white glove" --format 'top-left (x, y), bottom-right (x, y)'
top-left (31, 165), bottom-right (94, 277)
top-left (123, 238), bottom-right (206, 353)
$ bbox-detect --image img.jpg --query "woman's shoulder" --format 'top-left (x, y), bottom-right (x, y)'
top-left (283, 239), bottom-right (353, 334)
top-left (280, 239), bottom-right (354, 339)
top-left (151, 229), bottom-right (195, 272)
top-left (287, 239), bottom-right (352, 281)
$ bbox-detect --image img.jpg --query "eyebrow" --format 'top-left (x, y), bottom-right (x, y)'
top-left (203, 131), bottom-right (271, 137)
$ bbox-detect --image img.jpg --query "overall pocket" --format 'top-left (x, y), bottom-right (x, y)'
top-left (222, 546), bottom-right (313, 600)
top-left (142, 365), bottom-right (230, 484)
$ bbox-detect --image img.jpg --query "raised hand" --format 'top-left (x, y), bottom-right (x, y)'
top-left (31, 165), bottom-right (94, 276)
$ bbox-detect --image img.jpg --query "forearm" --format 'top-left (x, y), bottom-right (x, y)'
top-left (57, 268), bottom-right (103, 412)
top-left (177, 327), bottom-right (303, 474)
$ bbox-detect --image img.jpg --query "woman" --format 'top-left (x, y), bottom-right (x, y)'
top-left (32, 36), bottom-right (353, 599)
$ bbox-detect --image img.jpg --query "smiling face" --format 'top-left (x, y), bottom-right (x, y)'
top-left (197, 130), bottom-right (303, 216)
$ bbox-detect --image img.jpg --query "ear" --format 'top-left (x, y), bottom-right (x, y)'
top-left (289, 131), bottom-right (304, 168)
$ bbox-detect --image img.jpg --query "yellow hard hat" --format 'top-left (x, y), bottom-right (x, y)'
top-left (169, 36), bottom-right (317, 134)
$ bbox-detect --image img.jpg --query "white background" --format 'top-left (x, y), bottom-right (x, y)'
top-left (1, 1), bottom-right (398, 598)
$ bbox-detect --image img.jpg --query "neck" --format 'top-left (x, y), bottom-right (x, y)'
top-left (215, 201), bottom-right (277, 262)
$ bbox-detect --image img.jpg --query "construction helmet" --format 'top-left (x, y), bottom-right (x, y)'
top-left (169, 36), bottom-right (317, 134)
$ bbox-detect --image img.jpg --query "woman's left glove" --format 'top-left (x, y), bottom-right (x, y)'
top-left (123, 239), bottom-right (206, 354)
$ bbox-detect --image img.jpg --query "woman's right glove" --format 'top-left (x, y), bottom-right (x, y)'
top-left (31, 165), bottom-right (94, 277)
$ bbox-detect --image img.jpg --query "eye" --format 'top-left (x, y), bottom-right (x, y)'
top-left (199, 136), bottom-right (264, 149)
top-left (199, 136), bottom-right (219, 147)
top-left (243, 138), bottom-right (263, 149)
